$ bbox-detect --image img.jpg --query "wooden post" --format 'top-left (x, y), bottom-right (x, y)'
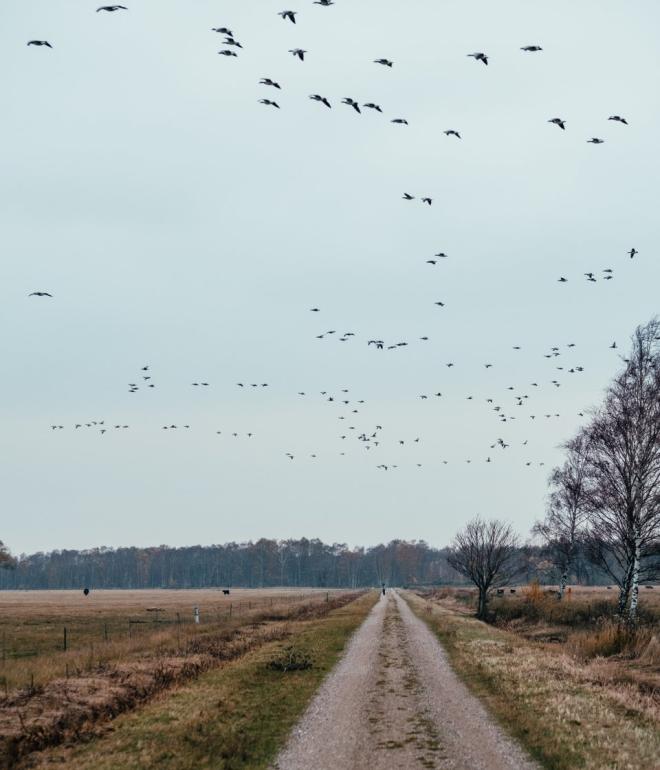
top-left (63, 627), bottom-right (67, 652)
top-left (229, 603), bottom-right (232, 617)
top-left (103, 623), bottom-right (108, 642)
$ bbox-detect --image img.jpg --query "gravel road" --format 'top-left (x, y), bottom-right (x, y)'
top-left (273, 591), bottom-right (538, 770)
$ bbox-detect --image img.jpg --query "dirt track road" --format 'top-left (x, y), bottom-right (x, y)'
top-left (273, 591), bottom-right (538, 770)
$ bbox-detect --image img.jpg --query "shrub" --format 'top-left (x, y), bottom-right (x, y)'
top-left (266, 645), bottom-right (314, 672)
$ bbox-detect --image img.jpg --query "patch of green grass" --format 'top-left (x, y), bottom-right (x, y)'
top-left (34, 592), bottom-right (378, 770)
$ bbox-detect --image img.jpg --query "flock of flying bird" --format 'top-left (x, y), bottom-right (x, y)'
top-left (25, 2), bottom-right (642, 472)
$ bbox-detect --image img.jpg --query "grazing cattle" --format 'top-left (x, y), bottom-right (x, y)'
top-left (222, 589), bottom-right (230, 595)
top-left (83, 587), bottom-right (90, 596)
top-left (510, 588), bottom-right (516, 594)
top-left (606, 586), bottom-right (613, 589)
top-left (644, 585), bottom-right (654, 589)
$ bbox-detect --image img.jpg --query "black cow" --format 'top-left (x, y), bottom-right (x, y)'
top-left (222, 589), bottom-right (230, 595)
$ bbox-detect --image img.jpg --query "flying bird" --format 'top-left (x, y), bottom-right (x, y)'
top-left (97, 5), bottom-right (128, 11)
top-left (212, 27), bottom-right (233, 36)
top-left (444, 130), bottom-right (461, 138)
top-left (467, 52), bottom-right (489, 65)
top-left (29, 291), bottom-right (52, 297)
top-left (363, 103), bottom-right (382, 112)
top-left (391, 118), bottom-right (408, 125)
top-left (608, 115), bottom-right (628, 125)
top-left (342, 98), bottom-right (361, 114)
top-left (402, 193), bottom-right (415, 200)
top-left (219, 50), bottom-right (238, 57)
top-left (628, 248), bottom-right (638, 259)
top-left (521, 45), bottom-right (542, 52)
top-left (421, 198), bottom-right (432, 205)
top-left (260, 78), bottom-right (281, 89)
top-left (27, 40), bottom-right (52, 47)
top-left (310, 94), bottom-right (331, 108)
top-left (279, 10), bottom-right (297, 23)
top-left (548, 118), bottom-right (566, 130)
top-left (587, 137), bottom-right (604, 144)
top-left (374, 58), bottom-right (393, 67)
top-left (259, 99), bottom-right (280, 108)
top-left (289, 48), bottom-right (306, 61)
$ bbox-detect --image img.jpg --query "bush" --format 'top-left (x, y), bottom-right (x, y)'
top-left (266, 645), bottom-right (314, 672)
top-left (567, 621), bottom-right (653, 660)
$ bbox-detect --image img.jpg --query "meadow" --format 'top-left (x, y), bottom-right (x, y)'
top-left (410, 585), bottom-right (660, 770)
top-left (0, 587), bottom-right (361, 768)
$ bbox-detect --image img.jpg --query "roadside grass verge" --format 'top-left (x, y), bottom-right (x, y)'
top-left (404, 591), bottom-right (660, 770)
top-left (28, 591), bottom-right (379, 770)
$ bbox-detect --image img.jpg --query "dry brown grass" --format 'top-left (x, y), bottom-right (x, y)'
top-left (0, 589), bottom-right (360, 769)
top-left (407, 589), bottom-right (660, 770)
top-left (0, 588), bottom-right (343, 695)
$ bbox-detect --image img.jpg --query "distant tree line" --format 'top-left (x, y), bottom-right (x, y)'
top-left (0, 537), bottom-right (610, 591)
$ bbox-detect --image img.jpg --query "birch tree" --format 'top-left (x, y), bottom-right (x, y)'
top-left (534, 435), bottom-right (590, 598)
top-left (581, 319), bottom-right (660, 623)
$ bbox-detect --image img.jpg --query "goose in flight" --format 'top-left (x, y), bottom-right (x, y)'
top-left (391, 118), bottom-right (408, 125)
top-left (289, 48), bottom-right (306, 61)
top-left (342, 98), bottom-right (361, 114)
top-left (548, 118), bottom-right (566, 130)
top-left (521, 45), bottom-right (542, 52)
top-left (97, 5), bottom-right (128, 11)
top-left (608, 115), bottom-right (628, 125)
top-left (278, 10), bottom-right (297, 23)
top-left (402, 193), bottom-right (415, 200)
top-left (363, 102), bottom-right (382, 113)
top-left (219, 50), bottom-right (237, 57)
top-left (421, 197), bottom-right (432, 205)
top-left (374, 58), bottom-right (393, 67)
top-left (628, 248), bottom-right (638, 259)
top-left (587, 137), bottom-right (604, 144)
top-left (467, 52), bottom-right (488, 65)
top-left (260, 78), bottom-right (281, 89)
top-left (310, 94), bottom-right (331, 108)
top-left (259, 99), bottom-right (280, 108)
top-left (27, 40), bottom-right (52, 47)
top-left (212, 27), bottom-right (233, 36)
top-left (29, 291), bottom-right (52, 297)
top-left (223, 38), bottom-right (242, 48)
top-left (444, 130), bottom-right (461, 138)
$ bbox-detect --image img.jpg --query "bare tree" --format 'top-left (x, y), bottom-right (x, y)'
top-left (580, 319), bottom-right (660, 622)
top-left (447, 517), bottom-right (522, 619)
top-left (534, 434), bottom-right (590, 598)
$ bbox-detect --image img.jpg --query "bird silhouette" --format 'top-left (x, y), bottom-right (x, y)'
top-left (29, 291), bottom-right (53, 297)
top-left (27, 40), bottom-right (52, 48)
top-left (467, 52), bottom-right (489, 65)
top-left (521, 45), bottom-right (542, 52)
top-left (278, 10), bottom-right (297, 23)
top-left (444, 130), bottom-right (461, 138)
top-left (260, 78), bottom-right (281, 89)
top-left (289, 49), bottom-right (306, 61)
top-left (548, 118), bottom-right (566, 130)
top-left (310, 94), bottom-right (331, 108)
top-left (342, 98), bottom-right (361, 114)
top-left (97, 5), bottom-right (128, 11)
top-left (374, 58), bottom-right (393, 67)
top-left (259, 99), bottom-right (280, 108)
top-left (608, 115), bottom-right (628, 125)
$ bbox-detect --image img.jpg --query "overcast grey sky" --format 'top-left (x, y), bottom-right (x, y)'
top-left (2, 0), bottom-right (659, 555)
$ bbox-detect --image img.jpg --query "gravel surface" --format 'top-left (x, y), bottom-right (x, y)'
top-left (273, 591), bottom-right (539, 770)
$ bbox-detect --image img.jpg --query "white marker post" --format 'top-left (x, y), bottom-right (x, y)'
top-left (193, 606), bottom-right (200, 625)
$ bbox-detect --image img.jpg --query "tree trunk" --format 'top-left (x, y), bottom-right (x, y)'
top-left (618, 561), bottom-right (633, 617)
top-left (557, 571), bottom-right (568, 600)
top-left (627, 528), bottom-right (642, 625)
top-left (477, 588), bottom-right (487, 619)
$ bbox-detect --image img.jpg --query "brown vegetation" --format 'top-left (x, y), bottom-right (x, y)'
top-left (408, 588), bottom-right (660, 770)
top-left (0, 589), bottom-right (361, 769)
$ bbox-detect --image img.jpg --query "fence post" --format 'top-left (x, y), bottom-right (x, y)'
top-left (63, 626), bottom-right (67, 652)
top-left (103, 623), bottom-right (108, 642)
top-left (229, 603), bottom-right (232, 618)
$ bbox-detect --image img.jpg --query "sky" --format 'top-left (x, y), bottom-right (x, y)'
top-left (2, 0), bottom-right (659, 555)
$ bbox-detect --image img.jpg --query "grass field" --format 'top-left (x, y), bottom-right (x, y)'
top-left (0, 588), bottom-right (343, 694)
top-left (407, 587), bottom-right (660, 770)
top-left (0, 588), bottom-right (362, 769)
top-left (14, 591), bottom-right (379, 770)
